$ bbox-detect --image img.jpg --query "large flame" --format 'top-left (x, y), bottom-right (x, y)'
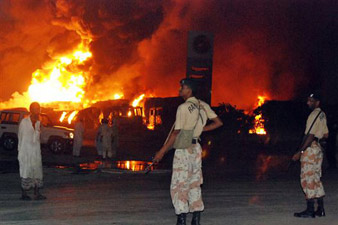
top-left (28, 41), bottom-right (91, 104)
top-left (249, 95), bottom-right (268, 135)
top-left (132, 94), bottom-right (145, 107)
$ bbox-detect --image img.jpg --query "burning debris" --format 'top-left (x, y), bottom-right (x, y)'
top-left (3, 0), bottom-right (330, 112)
top-left (249, 96), bottom-right (269, 135)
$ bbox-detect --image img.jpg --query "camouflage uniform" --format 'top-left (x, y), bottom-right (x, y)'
top-left (171, 96), bottom-right (217, 214)
top-left (300, 108), bottom-right (328, 199)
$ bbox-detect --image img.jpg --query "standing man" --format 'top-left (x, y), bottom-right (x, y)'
top-left (73, 117), bottom-right (84, 157)
top-left (153, 78), bottom-right (223, 225)
top-left (18, 102), bottom-right (46, 200)
top-left (97, 118), bottom-right (113, 159)
top-left (292, 92), bottom-right (328, 218)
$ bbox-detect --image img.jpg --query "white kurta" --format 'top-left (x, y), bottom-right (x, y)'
top-left (73, 121), bottom-right (84, 156)
top-left (17, 117), bottom-right (43, 180)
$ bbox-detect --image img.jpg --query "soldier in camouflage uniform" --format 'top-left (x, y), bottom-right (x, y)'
top-left (153, 78), bottom-right (223, 225)
top-left (292, 92), bottom-right (328, 218)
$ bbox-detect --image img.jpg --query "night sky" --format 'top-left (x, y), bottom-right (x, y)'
top-left (0, 0), bottom-right (337, 109)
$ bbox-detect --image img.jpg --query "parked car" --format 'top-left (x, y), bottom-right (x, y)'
top-left (0, 109), bottom-right (74, 154)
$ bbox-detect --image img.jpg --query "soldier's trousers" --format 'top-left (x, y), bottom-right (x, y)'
top-left (170, 143), bottom-right (204, 215)
top-left (300, 142), bottom-right (325, 199)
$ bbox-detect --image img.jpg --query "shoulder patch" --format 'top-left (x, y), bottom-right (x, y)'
top-left (319, 113), bottom-right (325, 121)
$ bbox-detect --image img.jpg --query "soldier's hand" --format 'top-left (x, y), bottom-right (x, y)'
top-left (292, 152), bottom-right (301, 161)
top-left (153, 151), bottom-right (165, 164)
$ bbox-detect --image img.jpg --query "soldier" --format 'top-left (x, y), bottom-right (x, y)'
top-left (153, 78), bottom-right (223, 225)
top-left (292, 92), bottom-right (328, 218)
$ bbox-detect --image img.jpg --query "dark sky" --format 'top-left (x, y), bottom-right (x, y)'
top-left (0, 0), bottom-right (338, 109)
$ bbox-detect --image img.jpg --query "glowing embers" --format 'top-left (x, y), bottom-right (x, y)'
top-left (116, 160), bottom-right (153, 172)
top-left (249, 95), bottom-right (268, 135)
top-left (146, 107), bottom-right (163, 130)
top-left (249, 114), bottom-right (267, 135)
top-left (78, 161), bottom-right (103, 170)
top-left (28, 41), bottom-right (92, 104)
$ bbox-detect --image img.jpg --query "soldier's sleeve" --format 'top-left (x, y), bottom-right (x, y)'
top-left (174, 105), bottom-right (185, 130)
top-left (309, 112), bottom-right (328, 137)
top-left (202, 102), bottom-right (217, 119)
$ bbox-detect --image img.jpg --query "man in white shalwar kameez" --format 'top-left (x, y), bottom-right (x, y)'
top-left (18, 102), bottom-right (46, 200)
top-left (73, 117), bottom-right (84, 157)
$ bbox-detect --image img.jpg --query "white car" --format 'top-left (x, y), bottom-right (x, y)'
top-left (0, 109), bottom-right (74, 154)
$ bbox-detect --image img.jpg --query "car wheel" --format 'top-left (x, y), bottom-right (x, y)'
top-left (48, 138), bottom-right (65, 154)
top-left (2, 136), bottom-right (18, 151)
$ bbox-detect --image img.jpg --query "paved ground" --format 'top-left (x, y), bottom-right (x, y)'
top-left (1, 152), bottom-right (338, 225)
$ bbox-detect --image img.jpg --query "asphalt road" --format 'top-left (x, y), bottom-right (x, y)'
top-left (1, 148), bottom-right (338, 225)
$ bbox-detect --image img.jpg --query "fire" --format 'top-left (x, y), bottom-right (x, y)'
top-left (116, 160), bottom-right (153, 172)
top-left (114, 94), bottom-right (124, 99)
top-left (27, 41), bottom-right (92, 105)
top-left (132, 94), bottom-right (145, 107)
top-left (249, 95), bottom-right (268, 135)
top-left (127, 111), bottom-right (132, 117)
top-left (147, 124), bottom-right (155, 130)
top-left (257, 95), bottom-right (266, 107)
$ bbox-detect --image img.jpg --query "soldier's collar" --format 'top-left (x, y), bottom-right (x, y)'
top-left (185, 96), bottom-right (198, 102)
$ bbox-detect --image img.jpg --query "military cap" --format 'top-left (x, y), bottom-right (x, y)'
top-left (180, 78), bottom-right (197, 92)
top-left (308, 91), bottom-right (321, 101)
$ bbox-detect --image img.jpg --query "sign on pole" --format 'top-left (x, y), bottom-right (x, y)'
top-left (186, 31), bottom-right (214, 104)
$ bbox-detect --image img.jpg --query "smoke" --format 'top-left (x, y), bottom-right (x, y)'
top-left (1, 0), bottom-right (338, 109)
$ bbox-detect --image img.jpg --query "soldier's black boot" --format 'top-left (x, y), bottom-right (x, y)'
top-left (176, 213), bottom-right (187, 225)
top-left (294, 199), bottom-right (315, 218)
top-left (315, 197), bottom-right (325, 217)
top-left (191, 211), bottom-right (201, 225)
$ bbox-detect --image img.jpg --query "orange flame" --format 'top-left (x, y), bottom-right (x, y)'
top-left (132, 94), bottom-right (145, 107)
top-left (249, 95), bottom-right (268, 135)
top-left (113, 93), bottom-right (124, 99)
top-left (28, 41), bottom-right (92, 104)
top-left (116, 160), bottom-right (153, 172)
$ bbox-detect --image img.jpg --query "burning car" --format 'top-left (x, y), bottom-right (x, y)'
top-left (0, 109), bottom-right (74, 153)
